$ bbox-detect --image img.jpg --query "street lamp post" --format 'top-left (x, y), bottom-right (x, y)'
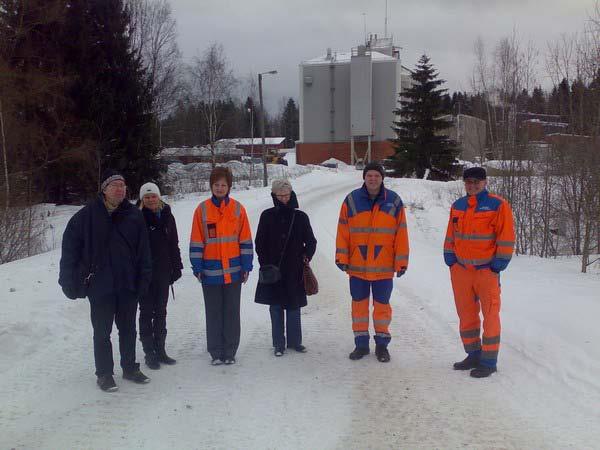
top-left (258, 70), bottom-right (277, 187)
top-left (247, 107), bottom-right (254, 184)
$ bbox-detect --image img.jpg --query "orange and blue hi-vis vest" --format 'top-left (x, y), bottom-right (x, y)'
top-left (190, 195), bottom-right (253, 285)
top-left (444, 189), bottom-right (515, 271)
top-left (336, 185), bottom-right (409, 281)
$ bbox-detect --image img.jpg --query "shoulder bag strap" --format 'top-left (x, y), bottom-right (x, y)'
top-left (277, 211), bottom-right (296, 269)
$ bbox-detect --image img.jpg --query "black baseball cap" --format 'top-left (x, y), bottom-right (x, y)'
top-left (463, 167), bottom-right (486, 180)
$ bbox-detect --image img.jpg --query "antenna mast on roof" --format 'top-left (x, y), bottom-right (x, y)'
top-left (384, 0), bottom-right (388, 38)
top-left (362, 12), bottom-right (367, 44)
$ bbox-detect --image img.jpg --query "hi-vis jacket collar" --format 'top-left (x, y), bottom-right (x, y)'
top-left (211, 195), bottom-right (230, 207)
top-left (360, 183), bottom-right (386, 203)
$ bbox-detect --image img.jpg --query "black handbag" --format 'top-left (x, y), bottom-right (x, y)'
top-left (258, 212), bottom-right (295, 285)
top-left (258, 264), bottom-right (281, 284)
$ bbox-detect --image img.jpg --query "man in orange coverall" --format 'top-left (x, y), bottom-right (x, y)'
top-left (444, 167), bottom-right (515, 378)
top-left (335, 162), bottom-right (409, 363)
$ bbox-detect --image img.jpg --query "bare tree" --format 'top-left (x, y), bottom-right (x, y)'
top-left (127, 0), bottom-right (182, 146)
top-left (241, 71), bottom-right (259, 103)
top-left (471, 36), bottom-right (497, 151)
top-left (0, 99), bottom-right (8, 210)
top-left (189, 43), bottom-right (237, 166)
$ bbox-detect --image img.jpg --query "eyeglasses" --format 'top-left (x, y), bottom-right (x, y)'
top-left (464, 179), bottom-right (484, 185)
top-left (275, 193), bottom-right (291, 199)
top-left (106, 182), bottom-right (126, 190)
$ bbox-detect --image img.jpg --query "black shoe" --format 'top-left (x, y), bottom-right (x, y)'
top-left (290, 345), bottom-right (307, 353)
top-left (155, 338), bottom-right (177, 365)
top-left (453, 354), bottom-right (480, 370)
top-left (123, 369), bottom-right (150, 384)
top-left (157, 351), bottom-right (176, 365)
top-left (375, 345), bottom-right (390, 363)
top-left (97, 375), bottom-right (118, 392)
top-left (349, 347), bottom-right (370, 360)
top-left (470, 365), bottom-right (497, 378)
top-left (145, 353), bottom-right (160, 370)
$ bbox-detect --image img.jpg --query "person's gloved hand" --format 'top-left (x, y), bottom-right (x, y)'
top-left (171, 268), bottom-right (182, 284)
top-left (396, 269), bottom-right (406, 278)
top-left (336, 263), bottom-right (348, 272)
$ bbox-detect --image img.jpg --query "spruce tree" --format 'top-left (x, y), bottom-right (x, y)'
top-left (62, 0), bottom-right (160, 195)
top-left (528, 87), bottom-right (546, 114)
top-left (391, 54), bottom-right (458, 179)
top-left (281, 98), bottom-right (299, 148)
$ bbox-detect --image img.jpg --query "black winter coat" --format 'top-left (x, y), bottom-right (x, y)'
top-left (254, 191), bottom-right (317, 309)
top-left (141, 203), bottom-right (183, 285)
top-left (58, 195), bottom-right (152, 300)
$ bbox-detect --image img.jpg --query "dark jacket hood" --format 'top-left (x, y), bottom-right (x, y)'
top-left (271, 190), bottom-right (299, 210)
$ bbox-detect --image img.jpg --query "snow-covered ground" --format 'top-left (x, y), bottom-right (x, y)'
top-left (1, 168), bottom-right (599, 449)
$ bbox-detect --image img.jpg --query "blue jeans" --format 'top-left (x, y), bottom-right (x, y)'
top-left (269, 305), bottom-right (301, 350)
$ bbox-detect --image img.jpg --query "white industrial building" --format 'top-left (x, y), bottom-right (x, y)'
top-left (297, 35), bottom-right (413, 165)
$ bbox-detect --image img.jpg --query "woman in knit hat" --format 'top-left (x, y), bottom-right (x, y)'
top-left (254, 178), bottom-right (317, 356)
top-left (138, 182), bottom-right (183, 369)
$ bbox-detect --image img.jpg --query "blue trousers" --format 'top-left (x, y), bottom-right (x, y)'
top-left (269, 305), bottom-right (301, 350)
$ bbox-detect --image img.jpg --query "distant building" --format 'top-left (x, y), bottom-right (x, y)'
top-left (440, 114), bottom-right (487, 161)
top-left (516, 112), bottom-right (568, 143)
top-left (215, 137), bottom-right (287, 155)
top-left (159, 146), bottom-right (244, 164)
top-left (297, 34), bottom-right (412, 165)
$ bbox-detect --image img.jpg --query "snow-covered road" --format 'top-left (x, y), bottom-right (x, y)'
top-left (1, 169), bottom-right (599, 449)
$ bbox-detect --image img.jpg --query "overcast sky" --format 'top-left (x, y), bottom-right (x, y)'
top-left (170, 0), bottom-right (596, 114)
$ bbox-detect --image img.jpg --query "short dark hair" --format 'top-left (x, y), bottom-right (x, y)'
top-left (209, 166), bottom-right (233, 188)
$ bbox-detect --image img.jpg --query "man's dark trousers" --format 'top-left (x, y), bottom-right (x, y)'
top-left (89, 290), bottom-right (138, 376)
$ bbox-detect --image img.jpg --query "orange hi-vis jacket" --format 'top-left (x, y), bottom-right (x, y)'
top-left (336, 185), bottom-right (409, 281)
top-left (444, 189), bottom-right (515, 271)
top-left (189, 195), bottom-right (253, 285)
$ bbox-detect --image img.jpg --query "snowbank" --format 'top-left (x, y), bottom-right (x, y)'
top-left (162, 160), bottom-right (312, 195)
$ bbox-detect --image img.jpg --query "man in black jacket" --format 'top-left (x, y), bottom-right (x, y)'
top-left (59, 170), bottom-right (153, 392)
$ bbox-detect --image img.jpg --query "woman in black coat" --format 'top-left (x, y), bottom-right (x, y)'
top-left (254, 179), bottom-right (317, 356)
top-left (138, 182), bottom-right (183, 369)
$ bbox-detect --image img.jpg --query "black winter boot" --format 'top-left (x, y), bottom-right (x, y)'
top-left (375, 344), bottom-right (390, 363)
top-left (156, 337), bottom-right (176, 365)
top-left (123, 366), bottom-right (150, 384)
top-left (141, 338), bottom-right (160, 370)
top-left (453, 353), bottom-right (480, 370)
top-left (470, 365), bottom-right (497, 378)
top-left (97, 375), bottom-right (118, 392)
top-left (349, 347), bottom-right (370, 360)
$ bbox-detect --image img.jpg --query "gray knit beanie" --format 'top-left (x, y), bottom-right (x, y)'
top-left (271, 178), bottom-right (292, 193)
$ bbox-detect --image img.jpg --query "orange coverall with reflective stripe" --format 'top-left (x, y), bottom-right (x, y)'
top-left (443, 189), bottom-right (515, 367)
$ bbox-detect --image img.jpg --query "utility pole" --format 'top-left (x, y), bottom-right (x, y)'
top-left (248, 107), bottom-right (254, 184)
top-left (259, 70), bottom-right (277, 187)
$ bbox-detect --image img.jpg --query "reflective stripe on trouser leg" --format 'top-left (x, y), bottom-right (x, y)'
top-left (475, 269), bottom-right (501, 367)
top-left (352, 298), bottom-right (370, 348)
top-left (450, 264), bottom-right (482, 355)
top-left (372, 278), bottom-right (393, 346)
top-left (350, 277), bottom-right (371, 348)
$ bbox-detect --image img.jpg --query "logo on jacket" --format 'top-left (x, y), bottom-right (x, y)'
top-left (479, 206), bottom-right (491, 211)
